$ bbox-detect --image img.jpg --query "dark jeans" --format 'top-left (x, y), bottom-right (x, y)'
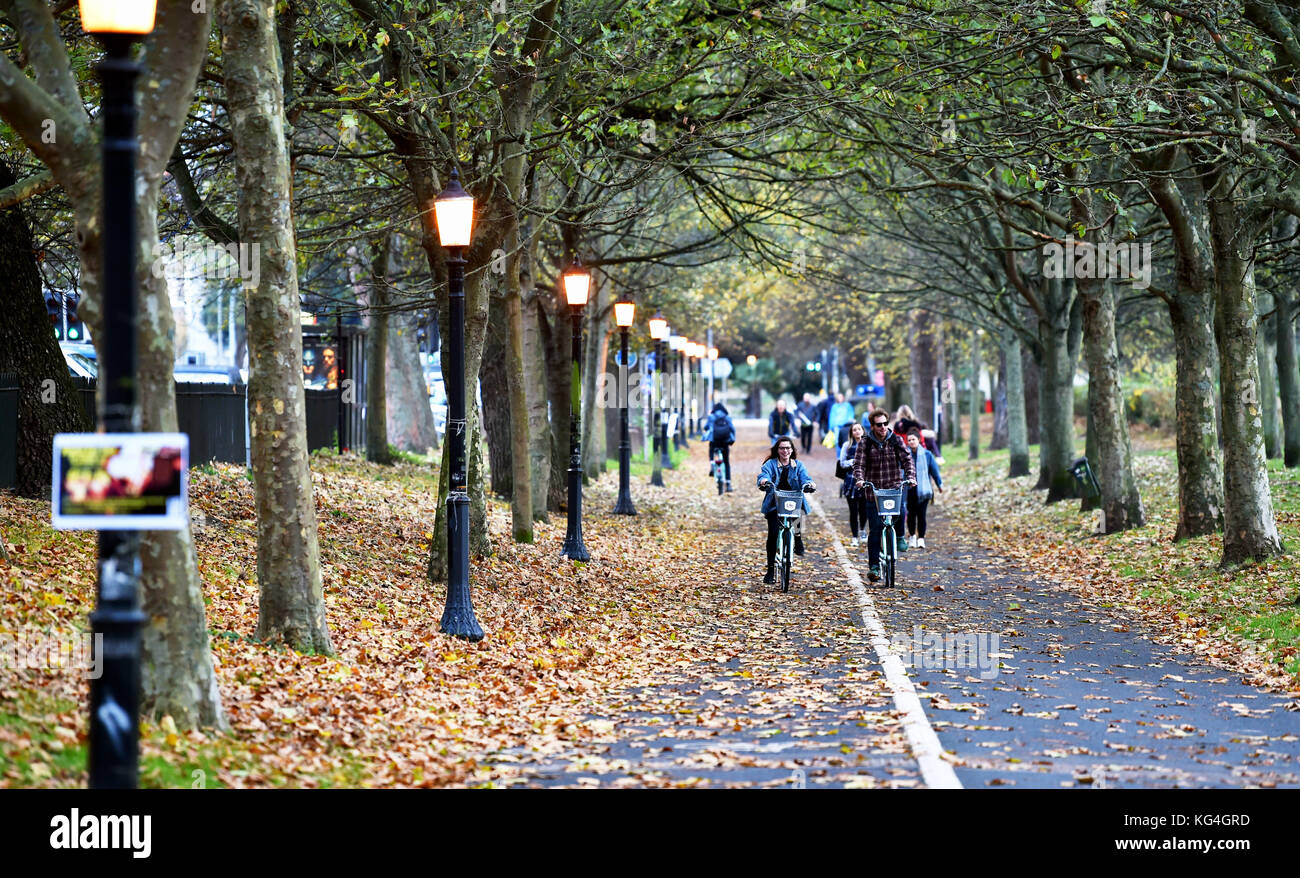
top-left (799, 424), bottom-right (814, 452)
top-left (709, 442), bottom-right (731, 482)
top-left (907, 488), bottom-right (930, 537)
top-left (846, 494), bottom-right (869, 538)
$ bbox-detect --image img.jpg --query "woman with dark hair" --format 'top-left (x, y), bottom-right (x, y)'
top-left (839, 422), bottom-right (869, 548)
top-left (756, 436), bottom-right (816, 583)
top-left (906, 430), bottom-right (942, 548)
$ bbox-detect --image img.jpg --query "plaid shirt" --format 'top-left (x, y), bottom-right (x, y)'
top-left (853, 431), bottom-right (916, 497)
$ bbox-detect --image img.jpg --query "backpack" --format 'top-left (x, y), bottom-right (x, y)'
top-left (711, 415), bottom-right (734, 444)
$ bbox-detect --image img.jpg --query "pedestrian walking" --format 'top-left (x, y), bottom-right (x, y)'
top-left (838, 422), bottom-right (870, 548)
top-left (768, 398), bottom-right (797, 441)
top-left (828, 392), bottom-right (856, 446)
top-left (796, 393), bottom-right (816, 453)
top-left (905, 429), bottom-right (942, 549)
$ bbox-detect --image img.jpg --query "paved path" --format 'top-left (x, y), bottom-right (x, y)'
top-left (502, 421), bottom-right (1300, 788)
top-left (800, 430), bottom-right (1300, 788)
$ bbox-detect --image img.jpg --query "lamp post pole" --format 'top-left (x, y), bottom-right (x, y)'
top-left (650, 338), bottom-right (665, 485)
top-left (436, 170), bottom-right (483, 641)
top-left (88, 27), bottom-right (149, 791)
top-left (561, 258), bottom-right (591, 561)
top-left (613, 299), bottom-right (636, 514)
top-left (611, 330), bottom-right (637, 515)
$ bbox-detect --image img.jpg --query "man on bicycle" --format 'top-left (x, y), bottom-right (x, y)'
top-left (703, 402), bottom-right (736, 492)
top-left (853, 409), bottom-right (916, 582)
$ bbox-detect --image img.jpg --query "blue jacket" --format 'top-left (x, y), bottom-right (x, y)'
top-left (757, 458), bottom-right (813, 515)
top-left (912, 446), bottom-right (942, 499)
top-left (828, 401), bottom-right (855, 433)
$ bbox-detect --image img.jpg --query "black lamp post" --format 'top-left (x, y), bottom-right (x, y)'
top-left (612, 297), bottom-right (637, 515)
top-left (80, 0), bottom-right (157, 790)
top-left (560, 257), bottom-right (592, 561)
top-left (649, 313), bottom-right (670, 481)
top-left (434, 169), bottom-right (483, 641)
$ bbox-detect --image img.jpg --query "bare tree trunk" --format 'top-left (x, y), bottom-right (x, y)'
top-left (909, 310), bottom-right (941, 428)
top-left (0, 159), bottom-right (90, 498)
top-left (1277, 291), bottom-right (1300, 467)
top-left (386, 310), bottom-right (437, 453)
top-left (504, 268), bottom-right (534, 539)
top-left (365, 235), bottom-right (394, 465)
top-left (481, 291), bottom-right (513, 495)
top-left (1257, 291), bottom-right (1282, 459)
top-left (222, 0), bottom-right (331, 652)
top-left (582, 288), bottom-right (610, 482)
top-left (1004, 333), bottom-right (1030, 477)
top-left (989, 346), bottom-right (1008, 451)
top-left (523, 290), bottom-right (551, 520)
top-left (1207, 168), bottom-right (1283, 564)
top-left (542, 297), bottom-right (570, 512)
top-left (1036, 276), bottom-right (1079, 502)
top-left (968, 331), bottom-right (980, 460)
top-left (1082, 280), bottom-right (1145, 531)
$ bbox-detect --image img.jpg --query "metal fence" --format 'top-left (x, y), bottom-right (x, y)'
top-left (0, 376), bottom-right (360, 489)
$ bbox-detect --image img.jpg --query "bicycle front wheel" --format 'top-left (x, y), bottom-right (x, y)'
top-left (885, 525), bottom-right (896, 588)
top-left (781, 528), bottom-right (792, 592)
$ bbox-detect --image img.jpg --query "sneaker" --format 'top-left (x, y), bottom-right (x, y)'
top-left (850, 536), bottom-right (860, 548)
top-left (725, 482), bottom-right (733, 493)
top-left (794, 536), bottom-right (805, 556)
top-left (763, 567), bottom-right (775, 584)
top-left (897, 536), bottom-right (908, 553)
top-left (917, 537), bottom-right (926, 549)
top-left (868, 565), bottom-right (881, 582)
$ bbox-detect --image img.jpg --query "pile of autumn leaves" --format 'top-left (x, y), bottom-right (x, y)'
top-left (0, 450), bottom-right (731, 787)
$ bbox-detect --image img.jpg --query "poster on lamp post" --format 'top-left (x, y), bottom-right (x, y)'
top-left (51, 433), bottom-right (189, 530)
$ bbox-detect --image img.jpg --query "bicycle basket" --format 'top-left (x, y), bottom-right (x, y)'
top-left (773, 490), bottom-right (804, 517)
top-left (872, 487), bottom-right (903, 516)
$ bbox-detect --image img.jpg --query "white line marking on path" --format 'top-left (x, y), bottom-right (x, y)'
top-left (807, 494), bottom-right (963, 789)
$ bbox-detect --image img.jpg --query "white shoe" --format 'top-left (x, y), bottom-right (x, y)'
top-left (850, 536), bottom-right (860, 548)
top-left (917, 537), bottom-right (926, 549)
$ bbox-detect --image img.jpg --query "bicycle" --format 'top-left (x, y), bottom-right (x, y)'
top-left (712, 446), bottom-right (726, 495)
top-left (863, 481), bottom-right (905, 588)
top-left (762, 482), bottom-right (816, 592)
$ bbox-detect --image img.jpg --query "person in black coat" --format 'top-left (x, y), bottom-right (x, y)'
top-left (768, 398), bottom-right (796, 441)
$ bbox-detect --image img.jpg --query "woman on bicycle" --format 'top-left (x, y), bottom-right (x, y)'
top-left (757, 436), bottom-right (815, 583)
top-left (839, 422), bottom-right (869, 549)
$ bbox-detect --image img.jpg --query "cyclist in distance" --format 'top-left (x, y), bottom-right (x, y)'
top-left (757, 436), bottom-right (816, 583)
top-left (853, 409), bottom-right (917, 582)
top-left (703, 402), bottom-right (736, 492)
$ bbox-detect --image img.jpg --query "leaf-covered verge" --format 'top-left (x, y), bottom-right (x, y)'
top-left (1, 450), bottom-right (759, 788)
top-left (945, 435), bottom-right (1300, 691)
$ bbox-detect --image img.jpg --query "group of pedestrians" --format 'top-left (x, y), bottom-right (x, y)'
top-left (762, 393), bottom-right (944, 584)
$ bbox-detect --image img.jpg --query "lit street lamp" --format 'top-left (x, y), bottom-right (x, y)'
top-left (560, 256), bottom-right (591, 561)
top-left (649, 314), bottom-right (671, 479)
top-left (80, 0), bottom-right (157, 790)
top-left (434, 168), bottom-right (483, 641)
top-left (612, 297), bottom-right (637, 515)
